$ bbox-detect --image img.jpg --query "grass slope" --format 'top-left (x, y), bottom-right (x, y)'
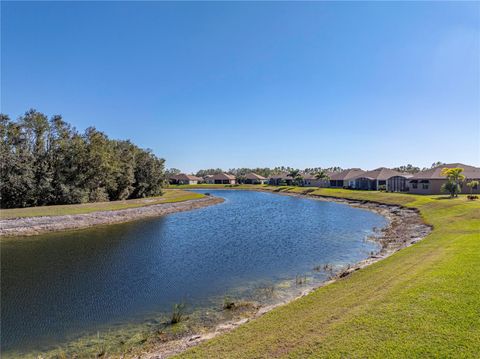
top-left (177, 188), bottom-right (480, 358)
top-left (0, 190), bottom-right (205, 219)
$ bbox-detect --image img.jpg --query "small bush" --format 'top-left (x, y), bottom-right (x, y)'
top-left (441, 181), bottom-right (461, 197)
top-left (467, 195), bottom-right (478, 201)
top-left (204, 192), bottom-right (211, 196)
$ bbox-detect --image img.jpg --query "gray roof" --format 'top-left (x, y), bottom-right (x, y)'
top-left (410, 163), bottom-right (480, 180)
top-left (269, 173), bottom-right (291, 180)
top-left (354, 167), bottom-right (410, 181)
top-left (245, 173), bottom-right (267, 180)
top-left (170, 173), bottom-right (202, 181)
top-left (329, 169), bottom-right (365, 181)
top-left (211, 173), bottom-right (236, 180)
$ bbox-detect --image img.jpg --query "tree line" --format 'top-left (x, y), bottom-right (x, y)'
top-left (168, 163), bottom-right (448, 181)
top-left (164, 166), bottom-right (345, 179)
top-left (1, 110), bottom-right (166, 208)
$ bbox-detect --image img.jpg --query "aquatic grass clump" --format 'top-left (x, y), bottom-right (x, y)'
top-left (312, 263), bottom-right (335, 274)
top-left (295, 274), bottom-right (307, 286)
top-left (171, 302), bottom-right (186, 324)
top-left (223, 296), bottom-right (235, 310)
top-left (254, 283), bottom-right (276, 300)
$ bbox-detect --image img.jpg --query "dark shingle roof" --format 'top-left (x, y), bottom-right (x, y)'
top-left (329, 169), bottom-right (365, 181)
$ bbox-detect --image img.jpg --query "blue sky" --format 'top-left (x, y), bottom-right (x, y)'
top-left (2, 1), bottom-right (479, 172)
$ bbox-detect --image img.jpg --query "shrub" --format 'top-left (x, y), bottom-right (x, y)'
top-left (89, 187), bottom-right (109, 202)
top-left (467, 195), bottom-right (478, 201)
top-left (441, 181), bottom-right (461, 198)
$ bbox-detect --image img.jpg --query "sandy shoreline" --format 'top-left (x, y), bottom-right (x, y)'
top-left (0, 196), bottom-right (224, 237)
top-left (141, 191), bottom-right (432, 359)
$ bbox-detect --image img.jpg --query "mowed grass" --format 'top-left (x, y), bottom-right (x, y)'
top-left (0, 189), bottom-right (205, 219)
top-left (177, 188), bottom-right (480, 358)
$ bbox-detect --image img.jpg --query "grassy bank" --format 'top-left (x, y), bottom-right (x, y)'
top-left (176, 188), bottom-right (480, 358)
top-left (0, 190), bottom-right (205, 219)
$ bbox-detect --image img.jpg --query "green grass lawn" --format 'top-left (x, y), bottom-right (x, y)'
top-left (177, 188), bottom-right (480, 358)
top-left (0, 189), bottom-right (205, 219)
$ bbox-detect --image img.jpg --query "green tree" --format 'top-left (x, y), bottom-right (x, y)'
top-left (393, 164), bottom-right (420, 174)
top-left (19, 110), bottom-right (54, 206)
top-left (132, 148), bottom-right (166, 198)
top-left (466, 180), bottom-right (479, 194)
top-left (288, 169), bottom-right (304, 186)
top-left (314, 169), bottom-right (330, 182)
top-left (441, 168), bottom-right (465, 198)
top-left (1, 117), bottom-right (35, 207)
top-left (1, 110), bottom-right (167, 208)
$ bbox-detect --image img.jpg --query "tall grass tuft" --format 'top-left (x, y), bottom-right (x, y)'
top-left (223, 296), bottom-right (235, 310)
top-left (170, 302), bottom-right (186, 324)
top-left (295, 274), bottom-right (307, 286)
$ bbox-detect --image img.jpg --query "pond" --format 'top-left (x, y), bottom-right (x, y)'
top-left (0, 190), bottom-right (387, 355)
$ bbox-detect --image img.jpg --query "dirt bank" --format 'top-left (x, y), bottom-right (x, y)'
top-left (0, 196), bottom-right (224, 237)
top-left (141, 191), bottom-right (432, 359)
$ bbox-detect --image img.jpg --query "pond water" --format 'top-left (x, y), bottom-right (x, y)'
top-left (1, 190), bottom-right (386, 355)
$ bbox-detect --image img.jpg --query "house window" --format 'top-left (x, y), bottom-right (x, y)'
top-left (412, 183), bottom-right (418, 189)
top-left (422, 183), bottom-right (429, 190)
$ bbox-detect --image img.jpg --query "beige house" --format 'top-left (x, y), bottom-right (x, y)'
top-left (408, 163), bottom-right (480, 195)
top-left (169, 174), bottom-right (203, 185)
top-left (352, 168), bottom-right (410, 191)
top-left (244, 173), bottom-right (268, 184)
top-left (302, 173), bottom-right (332, 187)
top-left (329, 169), bottom-right (365, 188)
top-left (205, 173), bottom-right (236, 185)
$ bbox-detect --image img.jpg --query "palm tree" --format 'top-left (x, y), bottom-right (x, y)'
top-left (466, 180), bottom-right (479, 194)
top-left (314, 169), bottom-right (330, 182)
top-left (441, 168), bottom-right (465, 197)
top-left (288, 169), bottom-right (304, 186)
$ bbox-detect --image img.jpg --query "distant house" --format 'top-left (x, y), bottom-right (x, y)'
top-left (244, 173), bottom-right (268, 184)
top-left (269, 173), bottom-right (294, 186)
top-left (408, 163), bottom-right (480, 195)
top-left (302, 173), bottom-right (331, 187)
top-left (329, 169), bottom-right (365, 188)
top-left (169, 173), bottom-right (203, 185)
top-left (206, 173), bottom-right (236, 185)
top-left (204, 175), bottom-right (215, 184)
top-left (352, 168), bottom-right (409, 191)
